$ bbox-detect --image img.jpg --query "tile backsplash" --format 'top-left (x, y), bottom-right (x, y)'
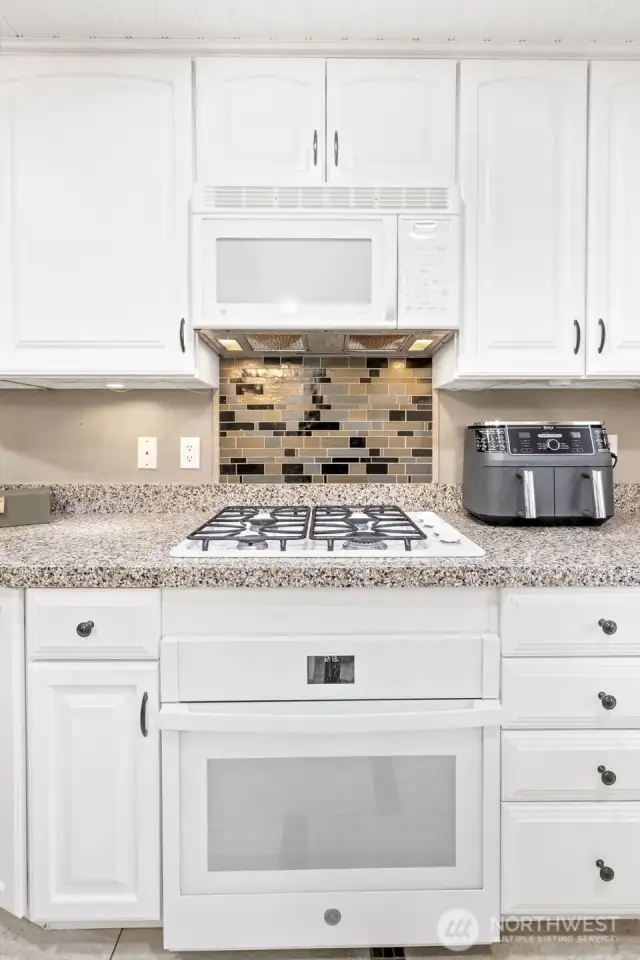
top-left (219, 356), bottom-right (433, 483)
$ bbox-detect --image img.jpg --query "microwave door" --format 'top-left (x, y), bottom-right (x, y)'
top-left (195, 216), bottom-right (398, 331)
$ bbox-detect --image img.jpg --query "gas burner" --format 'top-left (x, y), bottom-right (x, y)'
top-left (342, 533), bottom-right (388, 551)
top-left (186, 505), bottom-right (310, 552)
top-left (236, 534), bottom-right (269, 550)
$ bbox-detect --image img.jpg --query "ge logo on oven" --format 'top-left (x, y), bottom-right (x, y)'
top-left (437, 908), bottom-right (479, 951)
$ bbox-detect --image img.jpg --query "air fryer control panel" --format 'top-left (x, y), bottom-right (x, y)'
top-left (474, 424), bottom-right (609, 456)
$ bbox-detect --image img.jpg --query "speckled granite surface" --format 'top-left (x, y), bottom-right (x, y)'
top-left (1, 494), bottom-right (640, 588)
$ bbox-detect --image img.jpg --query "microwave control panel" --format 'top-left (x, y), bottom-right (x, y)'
top-left (397, 216), bottom-right (460, 328)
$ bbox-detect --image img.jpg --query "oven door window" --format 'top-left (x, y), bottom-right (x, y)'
top-left (178, 720), bottom-right (482, 895)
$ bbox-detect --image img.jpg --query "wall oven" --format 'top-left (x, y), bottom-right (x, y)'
top-left (191, 185), bottom-right (461, 332)
top-left (160, 632), bottom-right (500, 952)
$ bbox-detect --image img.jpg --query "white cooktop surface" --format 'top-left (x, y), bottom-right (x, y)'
top-left (170, 511), bottom-right (485, 560)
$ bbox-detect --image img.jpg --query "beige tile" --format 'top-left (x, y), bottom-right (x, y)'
top-left (0, 909), bottom-right (120, 960)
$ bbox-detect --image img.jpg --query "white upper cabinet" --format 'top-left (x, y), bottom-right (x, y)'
top-left (28, 661), bottom-right (160, 923)
top-left (196, 58), bottom-right (325, 185)
top-left (457, 61), bottom-right (587, 378)
top-left (326, 60), bottom-right (456, 186)
top-left (587, 62), bottom-right (640, 377)
top-left (0, 591), bottom-right (26, 920)
top-left (0, 56), bottom-right (198, 379)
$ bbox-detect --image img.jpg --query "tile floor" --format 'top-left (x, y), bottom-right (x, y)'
top-left (1, 911), bottom-right (639, 960)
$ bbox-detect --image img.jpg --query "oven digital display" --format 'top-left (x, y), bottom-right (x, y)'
top-left (307, 655), bottom-right (355, 684)
top-left (507, 426), bottom-right (595, 455)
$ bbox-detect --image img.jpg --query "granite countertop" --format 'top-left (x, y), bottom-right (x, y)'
top-left (0, 485), bottom-right (639, 587)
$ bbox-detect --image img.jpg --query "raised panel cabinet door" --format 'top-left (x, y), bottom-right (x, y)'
top-left (28, 662), bottom-right (160, 923)
top-left (326, 60), bottom-right (456, 186)
top-left (458, 61), bottom-right (587, 378)
top-left (587, 63), bottom-right (640, 377)
top-left (0, 57), bottom-right (193, 377)
top-left (196, 58), bottom-right (325, 185)
top-left (0, 590), bottom-right (26, 919)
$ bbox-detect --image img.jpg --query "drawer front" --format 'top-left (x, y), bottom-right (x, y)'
top-left (502, 658), bottom-right (640, 729)
top-left (502, 731), bottom-right (640, 801)
top-left (502, 802), bottom-right (640, 915)
top-left (501, 588), bottom-right (640, 657)
top-left (27, 589), bottom-right (160, 660)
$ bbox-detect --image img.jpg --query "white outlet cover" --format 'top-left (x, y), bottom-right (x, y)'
top-left (180, 436), bottom-right (200, 469)
top-left (137, 436), bottom-right (157, 470)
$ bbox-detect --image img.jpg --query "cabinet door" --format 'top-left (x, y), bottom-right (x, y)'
top-left (0, 590), bottom-right (26, 919)
top-left (196, 58), bottom-right (325, 186)
top-left (458, 61), bottom-right (587, 378)
top-left (0, 57), bottom-right (193, 377)
top-left (326, 60), bottom-right (456, 186)
top-left (28, 662), bottom-right (160, 923)
top-left (587, 63), bottom-right (640, 377)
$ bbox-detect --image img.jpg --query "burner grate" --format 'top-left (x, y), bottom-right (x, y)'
top-left (186, 506), bottom-right (310, 552)
top-left (310, 505), bottom-right (427, 552)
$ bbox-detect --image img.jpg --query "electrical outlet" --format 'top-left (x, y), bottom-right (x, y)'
top-left (180, 436), bottom-right (200, 469)
top-left (609, 434), bottom-right (618, 456)
top-left (137, 437), bottom-right (157, 470)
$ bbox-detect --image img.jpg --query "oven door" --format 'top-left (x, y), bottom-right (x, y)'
top-left (160, 699), bottom-right (500, 951)
top-left (192, 215), bottom-right (398, 330)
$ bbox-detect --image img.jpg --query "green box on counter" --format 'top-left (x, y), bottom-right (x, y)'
top-left (0, 487), bottom-right (52, 527)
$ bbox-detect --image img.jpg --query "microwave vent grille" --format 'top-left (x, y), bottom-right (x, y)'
top-left (194, 185), bottom-right (457, 213)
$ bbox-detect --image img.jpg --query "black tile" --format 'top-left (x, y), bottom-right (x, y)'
top-left (369, 447), bottom-right (381, 456)
top-left (317, 404), bottom-right (332, 410)
top-left (274, 431), bottom-right (285, 436)
top-left (258, 421), bottom-right (283, 430)
top-left (230, 457), bottom-right (247, 464)
top-left (369, 369), bottom-right (381, 378)
top-left (237, 464), bottom-right (265, 476)
top-left (322, 463), bottom-right (349, 475)
top-left (219, 431), bottom-right (227, 438)
top-left (304, 410), bottom-right (321, 421)
top-left (406, 358), bottom-right (431, 369)
top-left (411, 396), bottom-right (431, 404)
top-left (284, 448), bottom-right (296, 456)
top-left (412, 448), bottom-right (432, 457)
top-left (283, 463), bottom-right (304, 475)
top-left (285, 431), bottom-right (303, 437)
top-left (350, 437), bottom-right (366, 448)
top-left (219, 464), bottom-right (236, 476)
top-left (224, 422), bottom-right (255, 431)
top-left (219, 395), bottom-right (227, 404)
top-left (373, 457), bottom-right (399, 463)
top-left (360, 377), bottom-right (372, 384)
top-left (332, 457), bottom-right (360, 463)
top-left (236, 384), bottom-right (263, 396)
top-left (247, 404), bottom-right (275, 411)
top-left (366, 463), bottom-right (388, 475)
top-left (367, 357), bottom-right (389, 368)
top-left (314, 377), bottom-right (332, 384)
top-left (407, 411), bottom-right (427, 422)
top-left (220, 411), bottom-right (236, 422)
top-left (359, 457), bottom-right (371, 464)
top-left (285, 475), bottom-right (312, 483)
top-left (389, 411), bottom-right (406, 422)
top-left (398, 430), bottom-right (414, 437)
top-left (307, 421), bottom-right (340, 431)
top-left (264, 356), bottom-right (281, 365)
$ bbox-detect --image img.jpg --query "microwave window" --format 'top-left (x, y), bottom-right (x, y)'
top-left (216, 238), bottom-right (372, 305)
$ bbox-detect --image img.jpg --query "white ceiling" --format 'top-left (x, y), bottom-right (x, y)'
top-left (0, 0), bottom-right (639, 45)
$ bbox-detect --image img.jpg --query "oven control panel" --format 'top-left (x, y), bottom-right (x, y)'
top-left (474, 424), bottom-right (609, 456)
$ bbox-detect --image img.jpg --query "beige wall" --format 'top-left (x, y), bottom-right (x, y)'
top-left (1, 387), bottom-right (639, 485)
top-left (0, 390), bottom-right (216, 483)
top-left (437, 390), bottom-right (640, 482)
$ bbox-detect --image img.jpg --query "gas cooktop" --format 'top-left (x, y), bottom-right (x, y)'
top-left (170, 505), bottom-right (485, 560)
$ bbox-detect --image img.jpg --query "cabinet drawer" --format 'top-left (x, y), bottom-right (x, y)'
top-left (27, 590), bottom-right (160, 660)
top-left (502, 658), bottom-right (640, 728)
top-left (502, 802), bottom-right (640, 915)
top-left (501, 588), bottom-right (640, 656)
top-left (502, 731), bottom-right (640, 801)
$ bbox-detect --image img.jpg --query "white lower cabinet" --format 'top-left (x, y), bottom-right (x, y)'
top-left (28, 661), bottom-right (160, 923)
top-left (502, 803), bottom-right (640, 916)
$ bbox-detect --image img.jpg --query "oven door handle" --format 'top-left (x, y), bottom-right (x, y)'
top-left (159, 700), bottom-right (502, 734)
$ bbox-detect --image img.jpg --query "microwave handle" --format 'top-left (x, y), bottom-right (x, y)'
top-left (159, 700), bottom-right (502, 734)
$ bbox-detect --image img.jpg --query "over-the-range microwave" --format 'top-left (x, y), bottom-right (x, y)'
top-left (191, 185), bottom-right (461, 351)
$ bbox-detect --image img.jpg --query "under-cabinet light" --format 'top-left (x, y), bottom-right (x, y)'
top-left (408, 339), bottom-right (434, 351)
top-left (216, 338), bottom-right (244, 352)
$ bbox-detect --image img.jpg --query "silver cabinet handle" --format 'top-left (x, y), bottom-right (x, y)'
top-left (334, 131), bottom-right (339, 167)
top-left (313, 130), bottom-right (318, 166)
top-left (516, 469), bottom-right (537, 519)
top-left (583, 469), bottom-right (606, 520)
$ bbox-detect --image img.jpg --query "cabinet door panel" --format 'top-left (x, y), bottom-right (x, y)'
top-left (0, 590), bottom-right (26, 919)
top-left (326, 60), bottom-right (455, 186)
top-left (587, 62), bottom-right (640, 376)
top-left (0, 57), bottom-right (192, 376)
top-left (458, 61), bottom-right (587, 378)
top-left (28, 662), bottom-right (160, 923)
top-left (196, 58), bottom-right (325, 185)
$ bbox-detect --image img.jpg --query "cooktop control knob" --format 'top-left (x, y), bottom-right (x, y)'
top-left (546, 438), bottom-right (561, 451)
